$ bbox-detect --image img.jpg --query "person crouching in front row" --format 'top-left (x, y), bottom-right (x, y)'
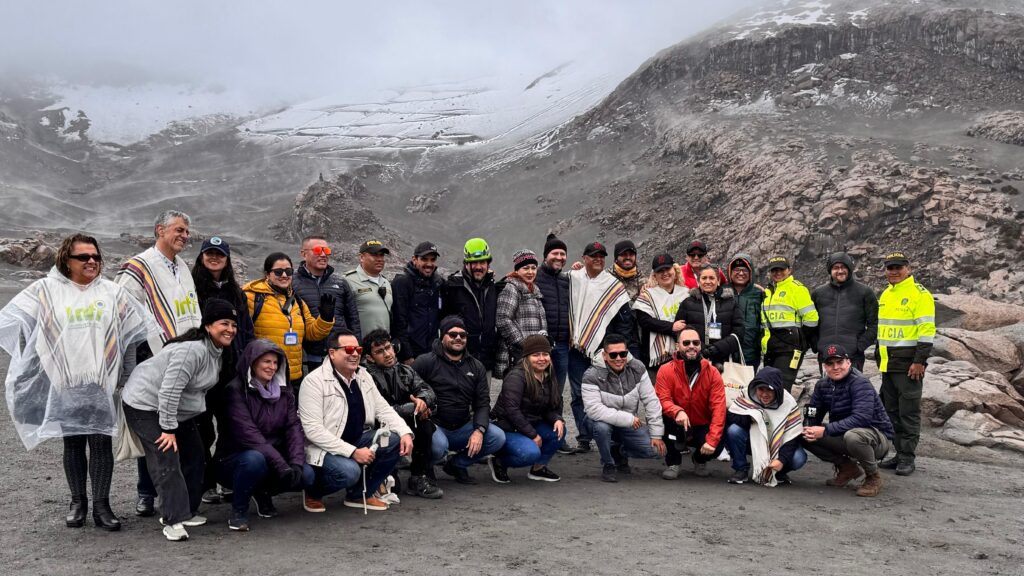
top-left (298, 330), bottom-right (413, 513)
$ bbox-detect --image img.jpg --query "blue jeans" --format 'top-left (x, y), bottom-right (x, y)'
top-left (218, 450), bottom-right (314, 513)
top-left (591, 420), bottom-right (660, 467)
top-left (567, 348), bottom-right (594, 443)
top-left (551, 341), bottom-right (569, 396)
top-left (432, 422), bottom-right (506, 469)
top-left (725, 423), bottom-right (808, 473)
top-left (309, 430), bottom-right (401, 500)
top-left (499, 422), bottom-right (561, 468)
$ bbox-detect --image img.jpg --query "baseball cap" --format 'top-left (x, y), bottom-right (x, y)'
top-left (651, 253), bottom-right (675, 272)
top-left (883, 251), bottom-right (909, 266)
top-left (414, 241), bottom-right (439, 258)
top-left (583, 242), bottom-right (608, 257)
top-left (686, 240), bottom-right (708, 255)
top-left (614, 240), bottom-right (637, 257)
top-left (359, 240), bottom-right (390, 255)
top-left (767, 256), bottom-right (790, 270)
top-left (200, 236), bottom-right (230, 256)
top-left (821, 343), bottom-right (850, 361)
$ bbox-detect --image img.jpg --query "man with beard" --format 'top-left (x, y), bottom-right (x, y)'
top-left (413, 316), bottom-right (506, 485)
top-left (440, 238), bottom-right (505, 376)
top-left (363, 329), bottom-right (443, 499)
top-left (117, 209), bottom-right (202, 517)
top-left (536, 234), bottom-right (575, 454)
top-left (611, 239), bottom-right (643, 303)
top-left (391, 242), bottom-right (444, 365)
top-left (344, 240), bottom-right (393, 335)
top-left (811, 252), bottom-right (878, 372)
top-left (293, 235), bottom-right (362, 374)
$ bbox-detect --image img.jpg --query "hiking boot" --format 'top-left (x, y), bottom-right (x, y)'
top-left (878, 455), bottom-right (899, 470)
top-left (488, 457), bottom-right (511, 484)
top-left (407, 475), bottom-right (444, 499)
top-left (662, 465), bottom-right (681, 480)
top-left (135, 496), bottom-right (155, 517)
top-left (228, 511), bottom-right (250, 532)
top-left (693, 461), bottom-right (710, 477)
top-left (727, 468), bottom-right (749, 484)
top-left (303, 491), bottom-right (326, 513)
top-left (443, 460), bottom-right (477, 485)
top-left (162, 523), bottom-right (189, 542)
top-left (343, 497), bottom-right (389, 511)
top-left (826, 459), bottom-right (863, 487)
top-left (557, 440), bottom-right (576, 455)
top-left (527, 466), bottom-right (560, 482)
top-left (251, 493), bottom-right (278, 518)
top-left (856, 472), bottom-right (883, 497)
top-left (895, 458), bottom-right (916, 476)
top-left (576, 441), bottom-right (592, 454)
top-left (601, 464), bottom-right (618, 483)
top-left (201, 489), bottom-right (222, 504)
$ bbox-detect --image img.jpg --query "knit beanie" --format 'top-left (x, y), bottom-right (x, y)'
top-left (521, 334), bottom-right (552, 357)
top-left (202, 298), bottom-right (238, 326)
top-left (513, 249), bottom-right (539, 271)
top-left (439, 315), bottom-right (467, 335)
top-left (543, 233), bottom-right (567, 257)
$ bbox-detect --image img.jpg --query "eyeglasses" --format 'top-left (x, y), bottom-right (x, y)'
top-left (606, 351), bottom-right (629, 359)
top-left (270, 268), bottom-right (294, 277)
top-left (68, 253), bottom-right (101, 262)
top-left (445, 331), bottom-right (468, 340)
top-left (330, 345), bottom-right (363, 355)
top-left (679, 340), bottom-right (701, 347)
top-left (311, 246), bottom-right (332, 256)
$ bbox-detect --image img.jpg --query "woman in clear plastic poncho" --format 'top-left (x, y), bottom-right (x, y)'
top-left (0, 234), bottom-right (156, 531)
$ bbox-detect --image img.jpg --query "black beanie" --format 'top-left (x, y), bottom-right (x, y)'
top-left (439, 315), bottom-right (466, 335)
top-left (202, 298), bottom-right (238, 326)
top-left (543, 233), bottom-right (567, 257)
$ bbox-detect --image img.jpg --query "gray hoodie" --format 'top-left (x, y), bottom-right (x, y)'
top-left (122, 337), bottom-right (223, 431)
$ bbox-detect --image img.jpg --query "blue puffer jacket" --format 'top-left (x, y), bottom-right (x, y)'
top-left (535, 263), bottom-right (570, 344)
top-left (807, 369), bottom-right (894, 438)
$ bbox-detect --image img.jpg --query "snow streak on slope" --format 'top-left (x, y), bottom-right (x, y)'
top-left (239, 62), bottom-right (618, 155)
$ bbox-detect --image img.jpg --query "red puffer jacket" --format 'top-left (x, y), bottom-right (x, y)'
top-left (654, 357), bottom-right (727, 448)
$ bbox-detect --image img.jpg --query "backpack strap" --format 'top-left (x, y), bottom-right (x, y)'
top-left (252, 293), bottom-right (266, 324)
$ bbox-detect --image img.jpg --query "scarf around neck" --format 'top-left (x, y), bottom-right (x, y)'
top-left (614, 264), bottom-right (638, 279)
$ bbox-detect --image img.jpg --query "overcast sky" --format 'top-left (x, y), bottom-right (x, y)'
top-left (3, 1), bottom-right (758, 100)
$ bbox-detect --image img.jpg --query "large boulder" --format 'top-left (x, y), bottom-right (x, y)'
top-left (989, 322), bottom-right (1024, 361)
top-left (922, 360), bottom-right (1024, 427)
top-left (932, 328), bottom-right (1021, 375)
top-left (934, 294), bottom-right (1024, 331)
top-left (939, 410), bottom-right (1024, 454)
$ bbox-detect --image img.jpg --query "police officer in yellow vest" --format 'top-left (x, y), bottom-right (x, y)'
top-left (876, 251), bottom-right (934, 476)
top-left (761, 256), bottom-right (818, 392)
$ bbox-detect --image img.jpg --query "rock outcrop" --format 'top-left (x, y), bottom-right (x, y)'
top-left (0, 236), bottom-right (59, 270)
top-left (967, 111), bottom-right (1024, 147)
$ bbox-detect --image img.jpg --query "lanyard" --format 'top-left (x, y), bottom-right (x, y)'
top-left (278, 294), bottom-right (295, 330)
top-left (702, 294), bottom-right (717, 344)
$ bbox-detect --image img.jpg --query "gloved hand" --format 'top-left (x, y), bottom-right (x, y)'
top-left (286, 464), bottom-right (304, 490)
top-left (701, 346), bottom-right (713, 359)
top-left (318, 293), bottom-right (336, 321)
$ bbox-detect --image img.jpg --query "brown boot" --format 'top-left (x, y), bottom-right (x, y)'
top-left (856, 471), bottom-right (883, 497)
top-left (825, 459), bottom-right (863, 487)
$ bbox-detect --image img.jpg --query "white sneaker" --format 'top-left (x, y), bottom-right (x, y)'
top-left (661, 464), bottom-right (681, 480)
top-left (162, 523), bottom-right (189, 541)
top-left (160, 515), bottom-right (207, 527)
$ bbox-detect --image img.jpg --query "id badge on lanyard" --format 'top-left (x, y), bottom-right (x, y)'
top-left (708, 322), bottom-right (722, 340)
top-left (281, 295), bottom-right (299, 346)
top-left (703, 298), bottom-right (720, 340)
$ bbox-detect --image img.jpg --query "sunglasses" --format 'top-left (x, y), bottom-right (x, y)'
top-left (885, 265), bottom-right (906, 270)
top-left (68, 253), bottom-right (101, 263)
top-left (679, 340), bottom-right (701, 347)
top-left (331, 345), bottom-right (363, 355)
top-left (445, 331), bottom-right (468, 340)
top-left (271, 268), bottom-right (294, 277)
top-left (311, 245), bottom-right (332, 256)
top-left (606, 351), bottom-right (629, 359)
top-left (687, 252), bottom-right (706, 258)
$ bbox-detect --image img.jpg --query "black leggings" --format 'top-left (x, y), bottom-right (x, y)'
top-left (63, 434), bottom-right (114, 500)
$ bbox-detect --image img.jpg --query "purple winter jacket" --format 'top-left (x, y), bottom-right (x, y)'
top-left (215, 339), bottom-right (305, 474)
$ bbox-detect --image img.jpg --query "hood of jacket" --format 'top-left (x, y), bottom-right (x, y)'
top-left (747, 366), bottom-right (785, 410)
top-left (236, 338), bottom-right (289, 385)
top-left (727, 253), bottom-right (755, 278)
top-left (453, 267), bottom-right (496, 288)
top-left (826, 252), bottom-right (856, 287)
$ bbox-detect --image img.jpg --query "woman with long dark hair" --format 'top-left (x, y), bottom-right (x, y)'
top-left (121, 299), bottom-right (238, 541)
top-left (0, 233), bottom-right (156, 530)
top-left (488, 334), bottom-right (564, 483)
top-left (191, 236), bottom-right (254, 504)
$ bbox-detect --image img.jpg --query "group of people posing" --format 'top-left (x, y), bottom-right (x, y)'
top-left (0, 209), bottom-right (935, 542)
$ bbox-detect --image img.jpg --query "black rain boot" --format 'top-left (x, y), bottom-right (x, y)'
top-left (92, 498), bottom-right (122, 531)
top-left (66, 495), bottom-right (87, 528)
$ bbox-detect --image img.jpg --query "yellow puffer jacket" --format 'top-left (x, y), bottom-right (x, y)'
top-left (243, 279), bottom-right (334, 382)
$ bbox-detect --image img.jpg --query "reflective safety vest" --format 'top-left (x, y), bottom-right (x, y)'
top-left (761, 275), bottom-right (818, 354)
top-left (877, 275), bottom-right (935, 372)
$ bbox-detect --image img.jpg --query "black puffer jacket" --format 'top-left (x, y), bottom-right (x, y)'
top-left (391, 261), bottom-right (443, 362)
top-left (535, 263), bottom-right (570, 343)
top-left (412, 340), bottom-right (490, 431)
top-left (810, 252), bottom-right (879, 361)
top-left (440, 268), bottom-right (506, 371)
top-left (293, 263), bottom-right (362, 358)
top-left (365, 360), bottom-right (437, 419)
top-left (491, 365), bottom-right (563, 439)
top-left (675, 286), bottom-right (744, 363)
